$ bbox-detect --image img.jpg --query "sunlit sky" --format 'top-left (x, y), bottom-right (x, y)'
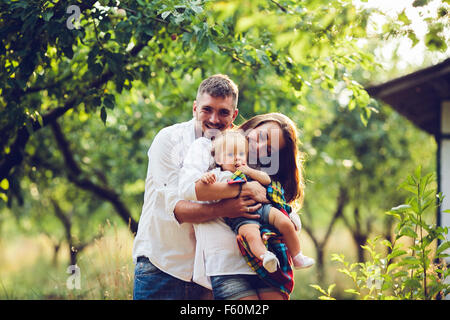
top-left (355, 0), bottom-right (449, 72)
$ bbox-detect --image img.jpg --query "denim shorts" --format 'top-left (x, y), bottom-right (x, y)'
top-left (225, 203), bottom-right (272, 234)
top-left (210, 274), bottom-right (276, 300)
top-left (133, 256), bottom-right (211, 300)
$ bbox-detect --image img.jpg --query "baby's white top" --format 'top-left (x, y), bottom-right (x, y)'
top-left (179, 137), bottom-right (255, 289)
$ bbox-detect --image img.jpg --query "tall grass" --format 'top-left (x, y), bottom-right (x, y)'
top-left (1, 220), bottom-right (362, 300)
top-left (0, 221), bottom-right (134, 300)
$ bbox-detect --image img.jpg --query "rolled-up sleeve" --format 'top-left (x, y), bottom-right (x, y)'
top-left (147, 128), bottom-right (185, 224)
top-left (178, 137), bottom-right (213, 201)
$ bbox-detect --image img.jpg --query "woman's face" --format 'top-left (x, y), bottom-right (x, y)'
top-left (247, 121), bottom-right (286, 166)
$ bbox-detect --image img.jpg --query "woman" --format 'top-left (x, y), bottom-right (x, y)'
top-left (180, 113), bottom-right (305, 300)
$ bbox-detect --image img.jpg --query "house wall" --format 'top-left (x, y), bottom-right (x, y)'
top-left (441, 100), bottom-right (450, 260)
top-left (441, 100), bottom-right (450, 300)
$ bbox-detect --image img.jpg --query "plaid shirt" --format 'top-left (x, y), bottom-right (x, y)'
top-left (228, 170), bottom-right (294, 298)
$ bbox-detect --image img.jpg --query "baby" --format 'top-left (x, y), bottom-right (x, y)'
top-left (201, 130), bottom-right (314, 272)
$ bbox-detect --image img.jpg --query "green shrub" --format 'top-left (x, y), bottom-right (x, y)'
top-left (311, 166), bottom-right (450, 300)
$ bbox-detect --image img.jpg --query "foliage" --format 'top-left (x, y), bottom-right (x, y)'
top-left (0, 0), bottom-right (386, 236)
top-left (311, 167), bottom-right (450, 300)
top-left (377, 0), bottom-right (450, 52)
top-left (0, 0), bottom-right (447, 299)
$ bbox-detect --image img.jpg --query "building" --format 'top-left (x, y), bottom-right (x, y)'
top-left (366, 58), bottom-right (450, 298)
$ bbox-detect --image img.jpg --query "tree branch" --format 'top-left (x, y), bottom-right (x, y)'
top-left (49, 119), bottom-right (138, 234)
top-left (302, 186), bottom-right (348, 248)
top-left (270, 0), bottom-right (289, 13)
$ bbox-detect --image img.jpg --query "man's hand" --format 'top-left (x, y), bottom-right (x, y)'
top-left (241, 181), bottom-right (270, 204)
top-left (216, 196), bottom-right (262, 220)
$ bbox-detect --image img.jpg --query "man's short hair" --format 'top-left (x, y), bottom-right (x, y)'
top-left (196, 74), bottom-right (239, 108)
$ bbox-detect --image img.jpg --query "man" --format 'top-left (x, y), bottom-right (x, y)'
top-left (132, 74), bottom-right (268, 299)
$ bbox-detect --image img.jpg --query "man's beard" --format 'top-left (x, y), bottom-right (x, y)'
top-left (194, 119), bottom-right (226, 139)
top-left (202, 123), bottom-right (226, 139)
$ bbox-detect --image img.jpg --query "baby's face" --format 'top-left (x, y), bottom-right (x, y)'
top-left (215, 137), bottom-right (247, 172)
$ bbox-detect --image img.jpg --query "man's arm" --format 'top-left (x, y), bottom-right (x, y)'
top-left (174, 197), bottom-right (262, 224)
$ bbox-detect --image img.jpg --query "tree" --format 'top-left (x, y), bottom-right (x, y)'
top-left (0, 0), bottom-right (381, 230)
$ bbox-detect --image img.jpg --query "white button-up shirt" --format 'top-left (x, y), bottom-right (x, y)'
top-left (132, 118), bottom-right (199, 281)
top-left (179, 137), bottom-right (255, 289)
top-left (133, 119), bottom-right (256, 286)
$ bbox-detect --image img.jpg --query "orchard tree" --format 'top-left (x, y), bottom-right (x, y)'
top-left (0, 0), bottom-right (380, 230)
top-left (0, 0), bottom-right (447, 233)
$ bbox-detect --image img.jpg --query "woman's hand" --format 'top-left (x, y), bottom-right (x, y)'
top-left (289, 212), bottom-right (302, 232)
top-left (241, 181), bottom-right (270, 204)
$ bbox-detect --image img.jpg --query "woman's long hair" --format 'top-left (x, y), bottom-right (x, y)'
top-left (238, 113), bottom-right (305, 207)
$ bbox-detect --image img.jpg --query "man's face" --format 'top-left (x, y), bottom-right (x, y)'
top-left (193, 93), bottom-right (238, 137)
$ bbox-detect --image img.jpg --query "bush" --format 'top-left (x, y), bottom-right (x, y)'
top-left (311, 166), bottom-right (450, 300)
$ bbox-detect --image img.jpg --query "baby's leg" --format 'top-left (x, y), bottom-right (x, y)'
top-left (238, 223), bottom-right (279, 273)
top-left (268, 208), bottom-right (301, 256)
top-left (238, 224), bottom-right (267, 258)
top-left (268, 208), bottom-right (315, 269)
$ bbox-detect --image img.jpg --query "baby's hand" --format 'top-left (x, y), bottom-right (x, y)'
top-left (235, 163), bottom-right (250, 174)
top-left (201, 172), bottom-right (216, 184)
top-left (235, 159), bottom-right (246, 168)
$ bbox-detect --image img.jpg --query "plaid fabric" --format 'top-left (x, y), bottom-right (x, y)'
top-left (266, 180), bottom-right (292, 214)
top-left (236, 228), bottom-right (294, 299)
top-left (228, 170), bottom-right (294, 298)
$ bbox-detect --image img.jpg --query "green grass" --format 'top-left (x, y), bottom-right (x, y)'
top-left (0, 222), bottom-right (360, 300)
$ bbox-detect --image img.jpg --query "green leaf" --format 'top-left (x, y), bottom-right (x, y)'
top-left (390, 204), bottom-right (411, 212)
top-left (100, 106), bottom-right (107, 125)
top-left (191, 5), bottom-right (203, 14)
top-left (0, 178), bottom-right (9, 190)
top-left (161, 11), bottom-right (171, 20)
top-left (0, 193), bottom-right (7, 202)
top-left (344, 289), bottom-right (360, 296)
top-left (407, 31), bottom-right (419, 47)
top-left (399, 226), bottom-right (418, 239)
top-left (43, 11), bottom-right (54, 22)
top-left (318, 296), bottom-right (336, 300)
top-left (414, 165), bottom-right (422, 181)
top-left (412, 0), bottom-right (430, 7)
top-left (309, 284), bottom-right (328, 296)
top-left (103, 94), bottom-right (115, 110)
top-left (403, 278), bottom-right (421, 289)
top-left (397, 10), bottom-right (411, 25)
top-left (327, 283), bottom-right (336, 296)
top-left (436, 241), bottom-right (450, 255)
top-left (399, 256), bottom-right (420, 266)
top-left (290, 76), bottom-right (303, 91)
top-left (387, 249), bottom-right (407, 261)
